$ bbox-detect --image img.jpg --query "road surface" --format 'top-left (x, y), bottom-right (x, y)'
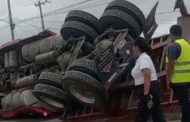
top-left (0, 118), bottom-right (62, 122)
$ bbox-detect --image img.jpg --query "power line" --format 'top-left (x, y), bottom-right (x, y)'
top-left (43, 0), bottom-right (94, 16)
top-left (0, 18), bottom-right (9, 23)
top-left (78, 0), bottom-right (111, 10)
top-left (42, 0), bottom-right (110, 17)
top-left (154, 8), bottom-right (190, 16)
top-left (17, 0), bottom-right (179, 25)
top-left (15, 0), bottom-right (108, 24)
top-left (16, 25), bottom-right (36, 34)
top-left (50, 2), bottom-right (63, 8)
top-left (30, 20), bottom-right (63, 23)
top-left (10, 0), bottom-right (190, 29)
top-left (14, 19), bottom-right (60, 32)
top-left (15, 0), bottom-right (27, 6)
top-left (15, 0), bottom-right (33, 6)
top-left (14, 18), bottom-right (61, 32)
top-left (14, 18), bottom-right (41, 29)
top-left (51, 0), bottom-right (66, 6)
top-left (20, 0), bottom-right (34, 5)
top-left (49, 0), bottom-right (111, 16)
top-left (0, 25), bottom-right (10, 32)
top-left (15, 0), bottom-right (95, 24)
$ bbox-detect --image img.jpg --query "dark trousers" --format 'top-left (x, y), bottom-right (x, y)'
top-left (135, 81), bottom-right (165, 122)
top-left (171, 83), bottom-right (190, 122)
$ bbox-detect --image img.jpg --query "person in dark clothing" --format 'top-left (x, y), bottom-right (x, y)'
top-left (131, 37), bottom-right (165, 122)
top-left (167, 24), bottom-right (190, 122)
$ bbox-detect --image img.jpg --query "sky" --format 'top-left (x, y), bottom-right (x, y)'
top-left (0, 0), bottom-right (189, 44)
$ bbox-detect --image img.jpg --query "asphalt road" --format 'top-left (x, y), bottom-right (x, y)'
top-left (0, 118), bottom-right (181, 122)
top-left (0, 119), bottom-right (180, 122)
top-left (0, 118), bottom-right (62, 122)
top-left (0, 112), bottom-right (181, 122)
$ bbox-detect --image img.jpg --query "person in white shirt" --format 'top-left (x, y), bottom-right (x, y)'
top-left (131, 37), bottom-right (165, 122)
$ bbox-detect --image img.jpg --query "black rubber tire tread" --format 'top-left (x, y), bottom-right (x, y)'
top-left (62, 71), bottom-right (108, 107)
top-left (39, 35), bottom-right (66, 54)
top-left (4, 93), bottom-right (14, 109)
top-left (65, 10), bottom-right (103, 34)
top-left (69, 59), bottom-right (99, 80)
top-left (33, 101), bottom-right (58, 112)
top-left (38, 72), bottom-right (63, 89)
top-left (28, 41), bottom-right (39, 61)
top-left (99, 9), bottom-right (141, 38)
top-left (22, 43), bottom-right (32, 62)
top-left (60, 21), bottom-right (98, 43)
top-left (1, 97), bottom-right (5, 109)
top-left (105, 0), bottom-right (145, 30)
top-left (33, 84), bottom-right (71, 108)
top-left (11, 91), bottom-right (22, 107)
top-left (16, 74), bottom-right (37, 88)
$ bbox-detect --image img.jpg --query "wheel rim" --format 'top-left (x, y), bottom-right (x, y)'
top-left (69, 85), bottom-right (95, 104)
top-left (39, 96), bottom-right (64, 108)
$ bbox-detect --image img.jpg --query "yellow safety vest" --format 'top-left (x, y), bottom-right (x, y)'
top-left (172, 39), bottom-right (190, 83)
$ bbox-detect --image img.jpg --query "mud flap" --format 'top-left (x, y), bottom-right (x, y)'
top-left (174, 0), bottom-right (189, 16)
top-left (143, 2), bottom-right (159, 41)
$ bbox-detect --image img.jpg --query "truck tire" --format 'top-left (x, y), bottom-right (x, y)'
top-left (9, 51), bottom-right (18, 67)
top-left (39, 35), bottom-right (65, 54)
top-left (28, 41), bottom-right (40, 61)
top-left (99, 9), bottom-right (141, 38)
top-left (69, 59), bottom-right (99, 80)
top-left (105, 0), bottom-right (145, 30)
top-left (60, 21), bottom-right (98, 43)
top-left (65, 10), bottom-right (103, 34)
top-left (4, 93), bottom-right (14, 109)
top-left (62, 71), bottom-right (108, 107)
top-left (33, 83), bottom-right (70, 108)
top-left (20, 89), bottom-right (38, 106)
top-left (22, 41), bottom-right (40, 62)
top-left (22, 35), bottom-right (65, 62)
top-left (39, 37), bottom-right (53, 54)
top-left (32, 101), bottom-right (58, 112)
top-left (4, 52), bottom-right (9, 68)
top-left (22, 44), bottom-right (31, 62)
top-left (16, 74), bottom-right (37, 88)
top-left (1, 97), bottom-right (5, 109)
top-left (38, 72), bottom-right (63, 89)
top-left (11, 91), bottom-right (22, 107)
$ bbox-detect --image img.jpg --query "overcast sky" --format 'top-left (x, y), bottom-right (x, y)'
top-left (0, 0), bottom-right (189, 44)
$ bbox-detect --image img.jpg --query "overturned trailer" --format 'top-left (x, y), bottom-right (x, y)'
top-left (0, 0), bottom-right (189, 121)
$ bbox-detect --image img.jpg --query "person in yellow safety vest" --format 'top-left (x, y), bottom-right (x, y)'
top-left (167, 25), bottom-right (190, 122)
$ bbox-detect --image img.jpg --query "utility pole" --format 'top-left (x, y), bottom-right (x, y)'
top-left (35, 0), bottom-right (50, 31)
top-left (7, 0), bottom-right (15, 40)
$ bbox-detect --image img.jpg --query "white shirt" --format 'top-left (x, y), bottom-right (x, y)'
top-left (131, 52), bottom-right (158, 86)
